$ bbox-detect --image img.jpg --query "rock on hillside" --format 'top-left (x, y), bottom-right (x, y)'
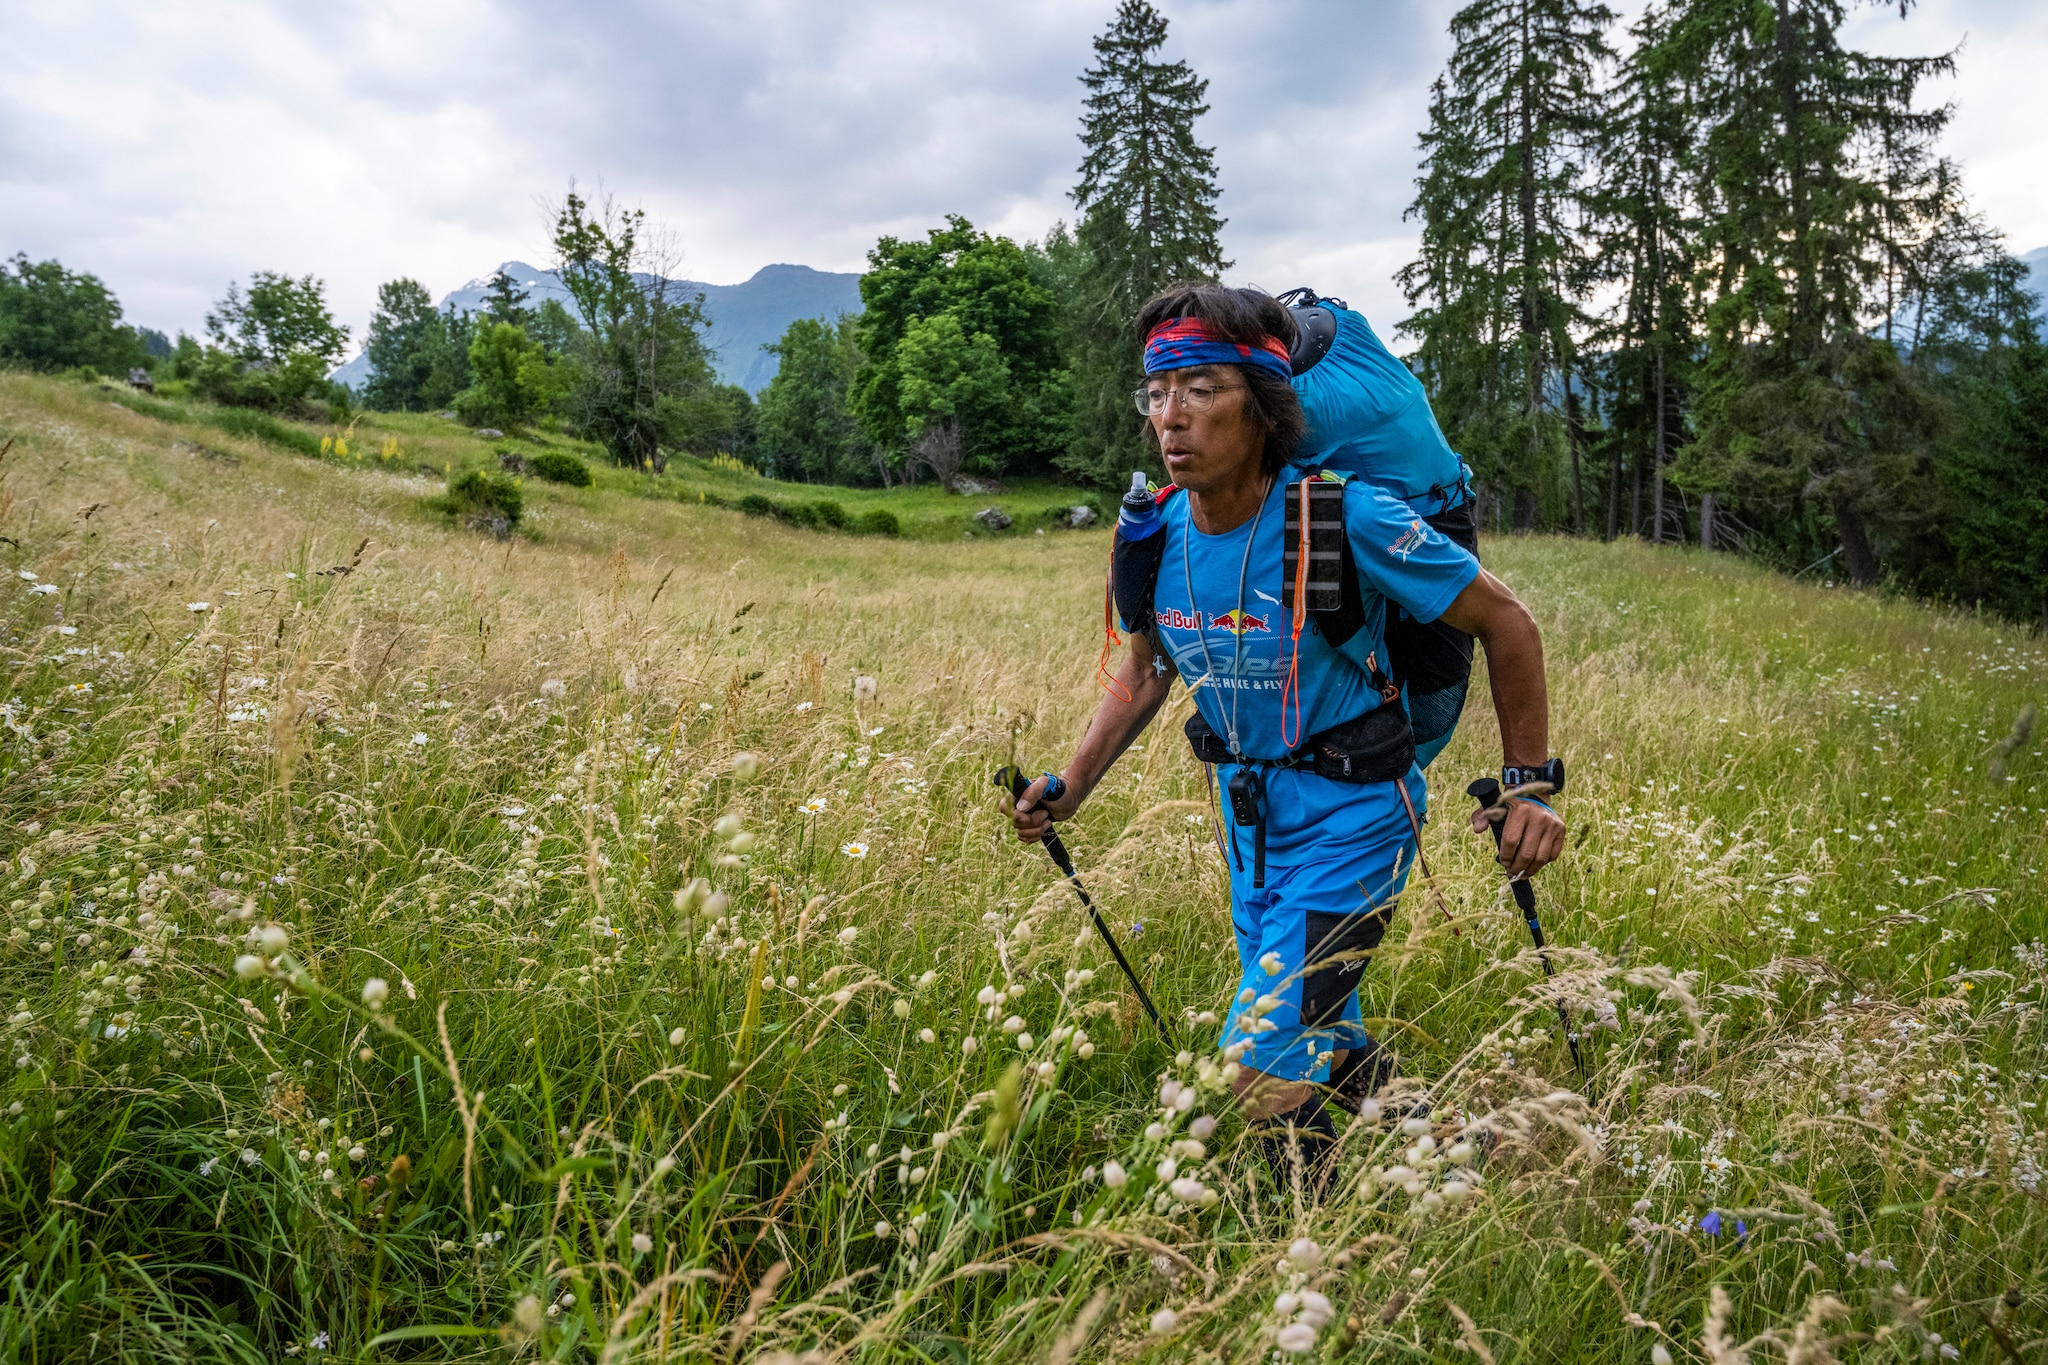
top-left (332, 261), bottom-right (862, 396)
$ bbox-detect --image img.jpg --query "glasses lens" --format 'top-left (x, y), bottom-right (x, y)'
top-left (1183, 385), bottom-right (1217, 412)
top-left (1133, 386), bottom-right (1164, 417)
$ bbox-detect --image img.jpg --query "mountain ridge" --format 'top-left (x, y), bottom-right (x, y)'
top-left (331, 260), bottom-right (863, 396)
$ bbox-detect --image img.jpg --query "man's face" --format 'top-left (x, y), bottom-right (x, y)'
top-left (1146, 365), bottom-right (1261, 492)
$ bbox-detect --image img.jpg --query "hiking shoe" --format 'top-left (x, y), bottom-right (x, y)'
top-left (1326, 1032), bottom-right (1400, 1116)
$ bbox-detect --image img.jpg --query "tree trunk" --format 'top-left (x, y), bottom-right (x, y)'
top-left (1652, 459), bottom-right (1665, 544)
top-left (1699, 492), bottom-right (1717, 550)
top-left (1565, 366), bottom-right (1585, 535)
top-left (1517, 3), bottom-right (1545, 515)
top-left (1606, 442), bottom-right (1622, 542)
top-left (1630, 442), bottom-right (1643, 538)
top-left (1514, 486), bottom-right (1538, 531)
top-left (1832, 491), bottom-right (1878, 585)
top-left (1651, 350), bottom-right (1667, 544)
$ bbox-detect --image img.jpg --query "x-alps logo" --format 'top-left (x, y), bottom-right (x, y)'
top-left (1387, 519), bottom-right (1431, 560)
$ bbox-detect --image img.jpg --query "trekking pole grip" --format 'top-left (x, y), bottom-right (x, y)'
top-left (1467, 777), bottom-right (1537, 918)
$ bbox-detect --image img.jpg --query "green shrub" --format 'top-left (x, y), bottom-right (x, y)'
top-left (438, 467), bottom-right (523, 537)
top-left (209, 407), bottom-right (323, 458)
top-left (192, 347), bottom-right (338, 415)
top-left (730, 493), bottom-right (897, 537)
top-left (527, 449), bottom-right (592, 487)
top-left (103, 391), bottom-right (185, 425)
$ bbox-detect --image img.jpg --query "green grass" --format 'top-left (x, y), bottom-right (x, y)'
top-left (90, 375), bottom-right (1110, 542)
top-left (1, 370), bottom-right (2045, 1362)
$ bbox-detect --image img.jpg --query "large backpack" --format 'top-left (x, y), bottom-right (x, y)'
top-left (1284, 288), bottom-right (1478, 764)
top-left (1279, 287), bottom-right (1472, 516)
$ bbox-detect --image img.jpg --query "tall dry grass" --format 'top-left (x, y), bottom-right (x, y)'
top-left (1, 371), bottom-right (2044, 1362)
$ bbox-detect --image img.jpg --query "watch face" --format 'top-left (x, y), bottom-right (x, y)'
top-left (1504, 760), bottom-right (1563, 794)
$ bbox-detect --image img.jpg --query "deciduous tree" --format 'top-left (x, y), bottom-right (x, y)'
top-left (0, 255), bottom-right (144, 374)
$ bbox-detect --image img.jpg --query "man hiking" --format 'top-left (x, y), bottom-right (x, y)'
top-left (1008, 282), bottom-right (1565, 1168)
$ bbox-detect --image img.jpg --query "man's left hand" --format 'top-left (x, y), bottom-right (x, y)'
top-left (1469, 797), bottom-right (1565, 878)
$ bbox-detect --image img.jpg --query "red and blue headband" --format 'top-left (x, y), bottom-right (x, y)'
top-left (1142, 317), bottom-right (1292, 381)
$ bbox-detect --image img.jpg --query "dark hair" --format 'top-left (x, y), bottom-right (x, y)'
top-left (1135, 282), bottom-right (1306, 477)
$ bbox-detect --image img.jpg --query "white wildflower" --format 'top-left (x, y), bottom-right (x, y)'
top-left (1276, 1322), bottom-right (1317, 1353)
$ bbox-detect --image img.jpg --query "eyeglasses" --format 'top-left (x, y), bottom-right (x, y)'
top-left (1132, 382), bottom-right (1244, 417)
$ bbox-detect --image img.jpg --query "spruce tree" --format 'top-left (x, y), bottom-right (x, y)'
top-left (482, 269), bottom-right (533, 328)
top-left (1397, 0), bottom-right (1615, 530)
top-left (1061, 0), bottom-right (1228, 487)
top-left (1587, 2), bottom-right (1696, 543)
top-left (1668, 0), bottom-right (1954, 582)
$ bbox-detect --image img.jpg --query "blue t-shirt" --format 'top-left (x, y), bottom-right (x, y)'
top-left (1291, 306), bottom-right (1469, 514)
top-left (1143, 476), bottom-right (1478, 864)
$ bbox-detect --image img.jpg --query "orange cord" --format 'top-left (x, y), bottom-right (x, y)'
top-left (1095, 553), bottom-right (1134, 703)
top-left (1278, 478), bottom-right (1311, 749)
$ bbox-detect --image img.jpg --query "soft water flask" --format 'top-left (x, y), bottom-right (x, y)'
top-left (1116, 470), bottom-right (1165, 542)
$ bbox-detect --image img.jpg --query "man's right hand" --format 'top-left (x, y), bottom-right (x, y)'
top-left (1009, 773), bottom-right (1081, 844)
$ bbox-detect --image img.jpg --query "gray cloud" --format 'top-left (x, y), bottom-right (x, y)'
top-left (2, 0), bottom-right (2040, 352)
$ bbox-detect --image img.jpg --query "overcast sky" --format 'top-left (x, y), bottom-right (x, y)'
top-left (3, 0), bottom-right (2043, 356)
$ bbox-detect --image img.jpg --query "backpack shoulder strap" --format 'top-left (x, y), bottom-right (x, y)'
top-left (1282, 474), bottom-right (1368, 648)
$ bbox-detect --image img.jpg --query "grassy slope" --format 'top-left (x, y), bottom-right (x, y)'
top-left (99, 387), bottom-right (1109, 541)
top-left (1, 371), bottom-right (2044, 1362)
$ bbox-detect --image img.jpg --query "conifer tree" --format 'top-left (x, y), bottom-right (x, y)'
top-left (482, 269), bottom-right (533, 328)
top-left (1399, 0), bottom-right (1614, 529)
top-left (1667, 0), bottom-right (1954, 582)
top-left (1587, 2), bottom-right (1696, 542)
top-left (1061, 0), bottom-right (1228, 486)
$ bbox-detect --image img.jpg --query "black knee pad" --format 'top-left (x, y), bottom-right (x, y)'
top-left (1300, 908), bottom-right (1390, 1032)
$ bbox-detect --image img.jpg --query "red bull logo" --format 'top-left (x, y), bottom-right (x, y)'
top-left (1154, 607), bottom-right (1203, 631)
top-left (1208, 610), bottom-right (1270, 634)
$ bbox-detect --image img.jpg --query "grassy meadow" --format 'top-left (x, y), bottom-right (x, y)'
top-left (92, 387), bottom-right (1108, 542)
top-left (1, 370), bottom-right (2045, 1363)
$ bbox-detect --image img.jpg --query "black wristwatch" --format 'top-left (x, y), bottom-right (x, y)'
top-left (1501, 758), bottom-right (1564, 796)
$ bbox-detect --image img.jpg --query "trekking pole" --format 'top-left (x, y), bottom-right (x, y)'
top-left (993, 766), bottom-right (1171, 1041)
top-left (1467, 778), bottom-right (1586, 1081)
